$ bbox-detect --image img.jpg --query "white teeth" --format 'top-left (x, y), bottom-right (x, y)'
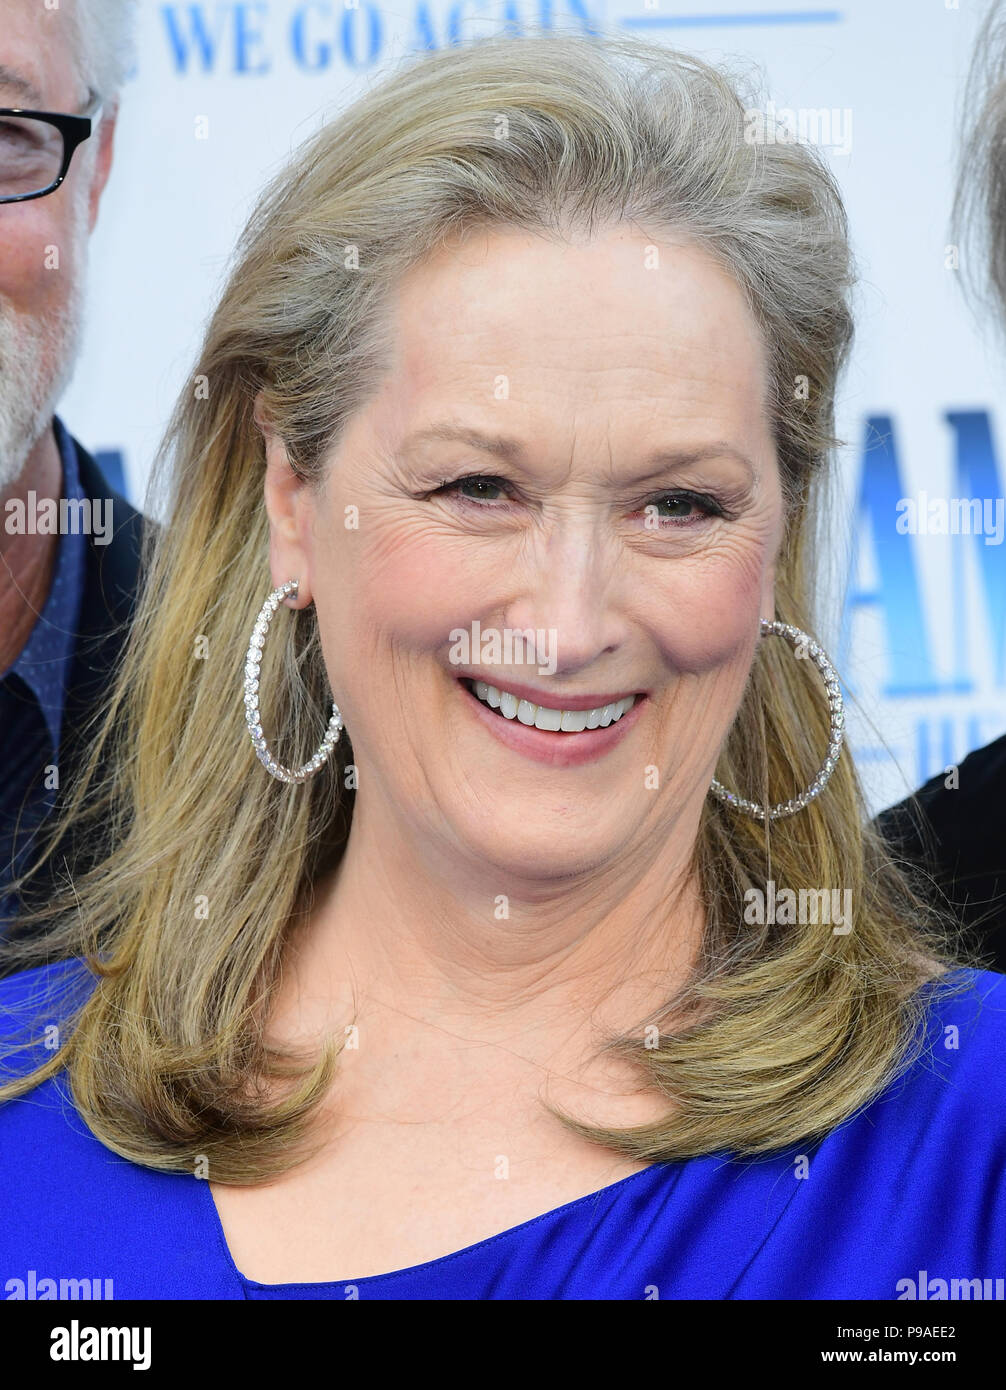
top-left (467, 681), bottom-right (637, 732)
top-left (516, 699), bottom-right (537, 726)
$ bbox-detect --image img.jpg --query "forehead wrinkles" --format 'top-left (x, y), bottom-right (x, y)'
top-left (372, 235), bottom-right (777, 482)
top-left (390, 309), bottom-right (773, 444)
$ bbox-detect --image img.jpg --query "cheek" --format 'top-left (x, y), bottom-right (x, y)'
top-left (0, 198), bottom-right (82, 312)
top-left (642, 537), bottom-right (773, 677)
top-left (309, 508), bottom-right (481, 670)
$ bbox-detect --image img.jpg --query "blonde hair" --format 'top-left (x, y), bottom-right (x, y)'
top-left (1, 29), bottom-right (972, 1180)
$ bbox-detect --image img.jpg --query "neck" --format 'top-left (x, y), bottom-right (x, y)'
top-left (275, 782), bottom-right (707, 1083)
top-left (0, 422), bottom-right (62, 676)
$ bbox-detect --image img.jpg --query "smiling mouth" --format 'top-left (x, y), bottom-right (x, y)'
top-left (459, 677), bottom-right (639, 732)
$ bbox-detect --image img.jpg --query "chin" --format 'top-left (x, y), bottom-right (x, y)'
top-left (456, 811), bottom-right (626, 886)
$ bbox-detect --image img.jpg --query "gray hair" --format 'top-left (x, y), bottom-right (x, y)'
top-left (246, 29), bottom-right (855, 509)
top-left (954, 0), bottom-right (1006, 333)
top-left (71, 0), bottom-right (138, 102)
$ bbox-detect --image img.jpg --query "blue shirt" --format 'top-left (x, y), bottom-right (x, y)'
top-left (0, 960), bottom-right (1004, 1300)
top-left (0, 418), bottom-right (88, 918)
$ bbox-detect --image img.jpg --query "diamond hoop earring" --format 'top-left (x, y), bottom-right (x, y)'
top-left (243, 580), bottom-right (343, 784)
top-left (709, 618), bottom-right (845, 821)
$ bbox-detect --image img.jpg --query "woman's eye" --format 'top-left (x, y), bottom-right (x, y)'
top-left (644, 492), bottom-right (723, 524)
top-left (436, 474), bottom-right (508, 504)
top-left (432, 478), bottom-right (724, 523)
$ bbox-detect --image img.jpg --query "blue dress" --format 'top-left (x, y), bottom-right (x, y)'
top-left (2, 958), bottom-right (1004, 1300)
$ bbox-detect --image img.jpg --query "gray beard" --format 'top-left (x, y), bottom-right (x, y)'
top-left (0, 267), bottom-right (87, 493)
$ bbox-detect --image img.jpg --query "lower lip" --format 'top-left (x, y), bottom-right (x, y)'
top-left (457, 679), bottom-right (647, 767)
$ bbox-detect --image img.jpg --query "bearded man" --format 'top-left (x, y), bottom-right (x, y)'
top-left (0, 0), bottom-right (144, 938)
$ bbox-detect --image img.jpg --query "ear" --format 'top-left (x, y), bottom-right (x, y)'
top-left (87, 105), bottom-right (118, 233)
top-left (256, 393), bottom-right (315, 609)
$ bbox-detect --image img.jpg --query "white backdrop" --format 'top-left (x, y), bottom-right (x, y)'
top-left (61, 0), bottom-right (1006, 815)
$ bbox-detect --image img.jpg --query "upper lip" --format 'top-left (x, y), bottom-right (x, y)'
top-left (458, 672), bottom-right (644, 711)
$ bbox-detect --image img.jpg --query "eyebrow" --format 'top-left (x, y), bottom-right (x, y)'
top-left (398, 424), bottom-right (756, 480)
top-left (0, 65), bottom-right (45, 107)
top-left (399, 424), bottom-right (524, 462)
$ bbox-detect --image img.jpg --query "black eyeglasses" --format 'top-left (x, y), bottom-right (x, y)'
top-left (0, 96), bottom-right (103, 204)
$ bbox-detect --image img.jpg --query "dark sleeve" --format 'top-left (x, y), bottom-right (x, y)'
top-left (874, 734), bottom-right (1006, 972)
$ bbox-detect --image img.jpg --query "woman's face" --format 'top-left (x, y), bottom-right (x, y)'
top-left (264, 224), bottom-right (786, 880)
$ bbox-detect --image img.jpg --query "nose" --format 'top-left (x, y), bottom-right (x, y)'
top-left (497, 522), bottom-right (630, 677)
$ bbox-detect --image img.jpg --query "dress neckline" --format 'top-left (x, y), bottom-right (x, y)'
top-left (199, 1159), bottom-right (675, 1291)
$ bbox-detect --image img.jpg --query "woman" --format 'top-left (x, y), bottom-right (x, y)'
top-left (1, 29), bottom-right (1003, 1301)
